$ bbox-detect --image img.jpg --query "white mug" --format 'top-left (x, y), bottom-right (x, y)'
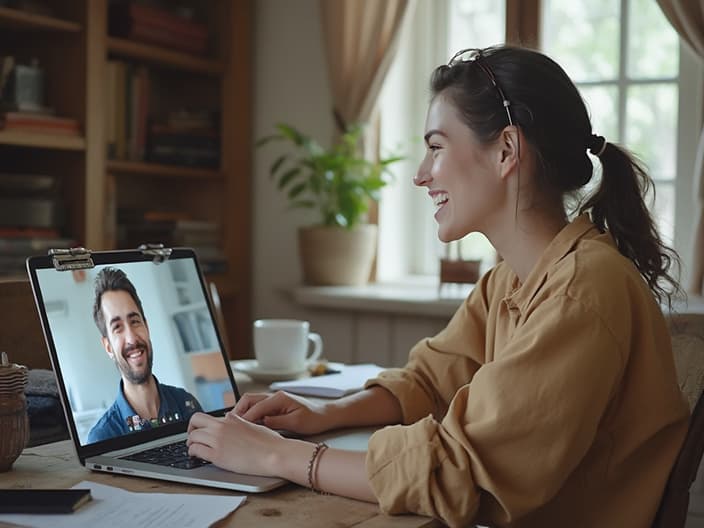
top-left (253, 319), bottom-right (323, 371)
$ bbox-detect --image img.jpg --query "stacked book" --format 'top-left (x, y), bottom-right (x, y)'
top-left (146, 110), bottom-right (220, 168)
top-left (0, 111), bottom-right (80, 136)
top-left (117, 209), bottom-right (227, 274)
top-left (0, 173), bottom-right (74, 275)
top-left (109, 2), bottom-right (209, 55)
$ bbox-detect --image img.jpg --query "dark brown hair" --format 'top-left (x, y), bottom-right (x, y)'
top-left (430, 45), bottom-right (681, 307)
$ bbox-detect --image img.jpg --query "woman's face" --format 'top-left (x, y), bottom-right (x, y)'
top-left (415, 94), bottom-right (506, 242)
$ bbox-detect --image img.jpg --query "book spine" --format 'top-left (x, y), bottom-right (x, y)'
top-left (129, 21), bottom-right (208, 54)
top-left (0, 124), bottom-right (80, 136)
top-left (114, 61), bottom-right (127, 160)
top-left (105, 61), bottom-right (118, 158)
top-left (127, 3), bottom-right (209, 40)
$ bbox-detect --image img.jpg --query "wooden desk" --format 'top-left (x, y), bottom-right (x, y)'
top-left (0, 440), bottom-right (440, 528)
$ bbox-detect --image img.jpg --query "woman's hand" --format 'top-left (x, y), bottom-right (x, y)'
top-left (186, 412), bottom-right (288, 476)
top-left (230, 391), bottom-right (334, 435)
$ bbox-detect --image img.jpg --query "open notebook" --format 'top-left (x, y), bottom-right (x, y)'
top-left (26, 247), bottom-right (286, 492)
top-left (269, 363), bottom-right (385, 398)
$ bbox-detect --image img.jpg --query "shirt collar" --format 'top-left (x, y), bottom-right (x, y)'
top-left (115, 374), bottom-right (163, 419)
top-left (504, 213), bottom-right (604, 309)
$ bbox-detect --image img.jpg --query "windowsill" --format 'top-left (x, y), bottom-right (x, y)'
top-left (290, 277), bottom-right (472, 318)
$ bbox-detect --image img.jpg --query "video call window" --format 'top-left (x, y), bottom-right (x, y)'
top-left (36, 257), bottom-right (234, 446)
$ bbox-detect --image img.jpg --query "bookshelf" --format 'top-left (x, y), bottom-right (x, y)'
top-left (0, 1), bottom-right (252, 358)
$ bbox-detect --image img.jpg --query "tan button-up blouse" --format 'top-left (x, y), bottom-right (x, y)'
top-left (365, 214), bottom-right (689, 527)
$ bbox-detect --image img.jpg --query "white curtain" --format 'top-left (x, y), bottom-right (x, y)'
top-left (656, 0), bottom-right (704, 294)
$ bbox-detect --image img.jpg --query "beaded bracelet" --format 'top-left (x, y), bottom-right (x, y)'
top-left (306, 442), bottom-right (330, 495)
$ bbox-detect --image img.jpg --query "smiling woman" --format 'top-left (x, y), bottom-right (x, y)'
top-left (186, 44), bottom-right (688, 528)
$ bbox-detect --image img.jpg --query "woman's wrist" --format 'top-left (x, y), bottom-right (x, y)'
top-left (270, 437), bottom-right (318, 485)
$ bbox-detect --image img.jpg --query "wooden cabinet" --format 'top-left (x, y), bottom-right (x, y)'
top-left (0, 1), bottom-right (252, 358)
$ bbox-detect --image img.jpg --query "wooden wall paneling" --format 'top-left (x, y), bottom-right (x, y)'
top-left (355, 314), bottom-right (393, 366)
top-left (220, 0), bottom-right (253, 359)
top-left (85, 0), bottom-right (107, 249)
top-left (505, 0), bottom-right (541, 48)
top-left (390, 317), bottom-right (447, 368)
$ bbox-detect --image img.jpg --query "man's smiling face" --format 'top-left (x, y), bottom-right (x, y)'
top-left (100, 290), bottom-right (153, 385)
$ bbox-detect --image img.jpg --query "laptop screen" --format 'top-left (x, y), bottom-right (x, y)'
top-left (28, 250), bottom-right (237, 449)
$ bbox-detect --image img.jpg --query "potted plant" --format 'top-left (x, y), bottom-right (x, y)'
top-left (258, 123), bottom-right (403, 285)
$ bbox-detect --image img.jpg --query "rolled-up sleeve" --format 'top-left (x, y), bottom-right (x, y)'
top-left (365, 270), bottom-right (496, 424)
top-left (366, 294), bottom-right (624, 527)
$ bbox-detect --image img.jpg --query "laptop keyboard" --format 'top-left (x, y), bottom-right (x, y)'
top-left (122, 439), bottom-right (211, 470)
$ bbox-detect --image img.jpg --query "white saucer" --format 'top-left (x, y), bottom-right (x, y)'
top-left (231, 359), bottom-right (308, 383)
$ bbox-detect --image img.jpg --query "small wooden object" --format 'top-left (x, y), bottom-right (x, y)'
top-left (0, 351), bottom-right (29, 472)
top-left (439, 241), bottom-right (481, 293)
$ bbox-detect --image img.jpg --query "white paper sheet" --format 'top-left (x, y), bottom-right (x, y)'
top-left (0, 481), bottom-right (246, 528)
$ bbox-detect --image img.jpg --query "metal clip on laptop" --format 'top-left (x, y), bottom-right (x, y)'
top-left (48, 247), bottom-right (95, 271)
top-left (138, 243), bottom-right (172, 264)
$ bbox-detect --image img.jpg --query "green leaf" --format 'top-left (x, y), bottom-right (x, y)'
top-left (277, 167), bottom-right (301, 190)
top-left (255, 134), bottom-right (283, 147)
top-left (287, 181), bottom-right (307, 200)
top-left (276, 123), bottom-right (307, 146)
top-left (269, 154), bottom-right (288, 177)
top-left (289, 199), bottom-right (316, 209)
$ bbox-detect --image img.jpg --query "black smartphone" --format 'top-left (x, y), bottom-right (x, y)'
top-left (0, 489), bottom-right (92, 514)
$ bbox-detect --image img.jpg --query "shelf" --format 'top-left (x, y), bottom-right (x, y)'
top-left (106, 160), bottom-right (223, 180)
top-left (0, 7), bottom-right (82, 32)
top-left (0, 130), bottom-right (85, 150)
top-left (107, 37), bottom-right (225, 75)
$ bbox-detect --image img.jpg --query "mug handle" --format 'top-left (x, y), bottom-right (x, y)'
top-left (306, 332), bottom-right (323, 363)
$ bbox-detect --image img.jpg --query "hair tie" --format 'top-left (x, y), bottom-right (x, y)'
top-left (588, 134), bottom-right (607, 157)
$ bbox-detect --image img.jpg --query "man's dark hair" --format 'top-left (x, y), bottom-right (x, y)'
top-left (93, 267), bottom-right (146, 338)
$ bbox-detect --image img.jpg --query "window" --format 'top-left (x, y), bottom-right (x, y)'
top-left (377, 0), bottom-right (702, 284)
top-left (377, 0), bottom-right (505, 281)
top-left (543, 0), bottom-right (679, 243)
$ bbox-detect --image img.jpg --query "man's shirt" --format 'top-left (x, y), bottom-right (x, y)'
top-left (87, 375), bottom-right (202, 443)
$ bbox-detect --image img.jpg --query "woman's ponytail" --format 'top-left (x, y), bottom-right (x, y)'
top-left (579, 142), bottom-right (681, 308)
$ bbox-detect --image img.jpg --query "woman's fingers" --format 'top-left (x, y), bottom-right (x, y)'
top-left (232, 392), bottom-right (270, 416)
top-left (241, 391), bottom-right (296, 423)
top-left (187, 411), bottom-right (216, 433)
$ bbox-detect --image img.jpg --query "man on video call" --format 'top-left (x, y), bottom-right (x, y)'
top-left (87, 267), bottom-right (202, 443)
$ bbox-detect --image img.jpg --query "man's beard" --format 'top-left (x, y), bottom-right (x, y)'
top-left (115, 340), bottom-right (154, 385)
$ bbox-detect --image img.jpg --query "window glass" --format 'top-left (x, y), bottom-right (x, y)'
top-left (542, 0), bottom-right (620, 82)
top-left (625, 84), bottom-right (677, 181)
top-left (646, 182), bottom-right (676, 244)
top-left (628, 0), bottom-right (678, 79)
top-left (449, 0), bottom-right (505, 54)
top-left (580, 85), bottom-right (619, 144)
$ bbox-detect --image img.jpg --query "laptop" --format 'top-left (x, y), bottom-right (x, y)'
top-left (26, 246), bottom-right (287, 493)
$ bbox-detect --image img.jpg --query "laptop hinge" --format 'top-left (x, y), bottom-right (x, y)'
top-left (138, 243), bottom-right (172, 264)
top-left (49, 247), bottom-right (95, 271)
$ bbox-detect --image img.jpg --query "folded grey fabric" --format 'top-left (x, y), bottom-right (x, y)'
top-left (25, 368), bottom-right (59, 398)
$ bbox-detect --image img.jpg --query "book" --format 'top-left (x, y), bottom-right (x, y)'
top-left (1, 111), bottom-right (80, 130)
top-left (0, 172), bottom-right (56, 193)
top-left (269, 364), bottom-right (385, 398)
top-left (110, 2), bottom-right (209, 40)
top-left (0, 197), bottom-right (64, 228)
top-left (0, 236), bottom-right (75, 255)
top-left (0, 488), bottom-right (91, 514)
top-left (109, 2), bottom-right (209, 55)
